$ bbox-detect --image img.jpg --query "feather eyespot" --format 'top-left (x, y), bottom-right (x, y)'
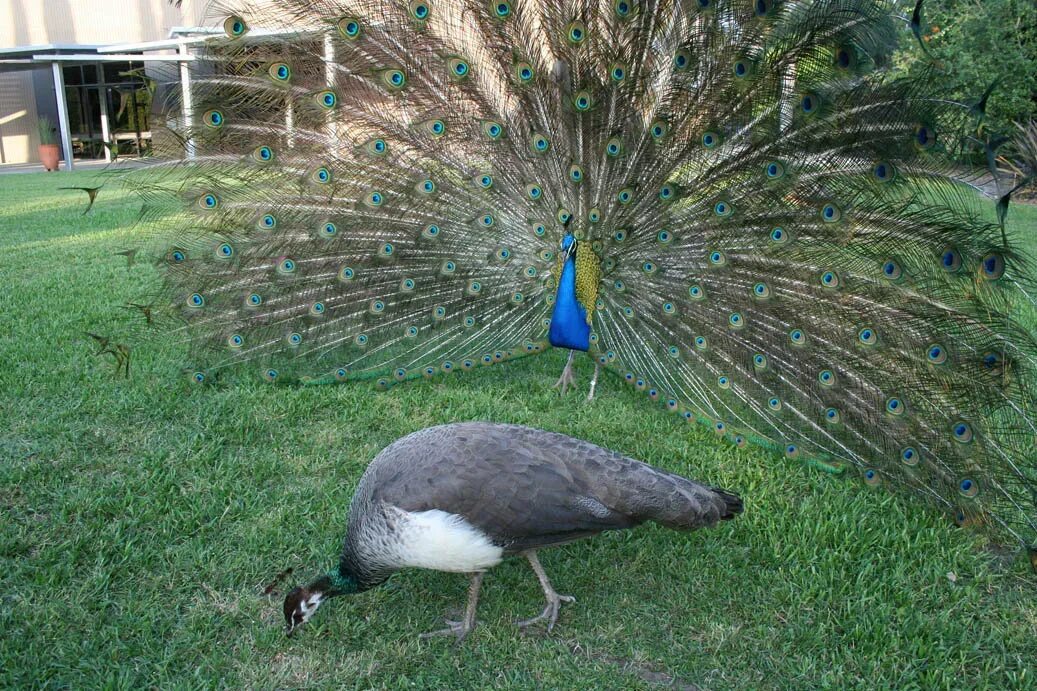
top-left (939, 247), bottom-right (962, 272)
top-left (203, 109), bottom-right (224, 128)
top-left (483, 121), bottom-right (505, 140)
top-left (573, 91), bottom-right (593, 111)
top-left (252, 145), bottom-right (274, 162)
top-left (858, 328), bottom-right (878, 346)
top-left (872, 161), bottom-right (895, 182)
top-left (381, 69), bottom-right (407, 89)
top-left (914, 124), bottom-right (937, 149)
top-left (409, 0), bottom-right (430, 20)
top-left (515, 62), bottom-right (534, 83)
top-left (223, 16), bottom-right (248, 37)
top-left (979, 253), bottom-right (1005, 280)
top-left (447, 57), bottom-right (470, 79)
top-left (425, 119), bottom-right (446, 137)
top-left (566, 21), bottom-right (587, 44)
top-left (613, 0), bottom-right (637, 18)
top-left (491, 0), bottom-right (511, 18)
top-left (337, 17), bottom-right (361, 39)
top-left (820, 203), bottom-right (841, 222)
top-left (316, 90), bottom-right (337, 109)
top-left (900, 447), bottom-right (920, 466)
top-left (819, 271), bottom-right (840, 288)
top-left (881, 258), bottom-right (903, 281)
top-left (926, 344), bottom-right (948, 365)
top-left (268, 63), bottom-right (291, 82)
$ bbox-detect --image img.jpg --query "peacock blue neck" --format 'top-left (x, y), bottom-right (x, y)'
top-left (548, 234), bottom-right (591, 352)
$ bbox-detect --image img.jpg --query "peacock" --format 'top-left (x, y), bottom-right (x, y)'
top-left (129, 0), bottom-right (1037, 552)
top-left (281, 422), bottom-right (742, 640)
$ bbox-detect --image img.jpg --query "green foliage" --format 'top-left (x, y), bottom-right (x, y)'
top-left (36, 117), bottom-right (56, 146)
top-left (893, 0), bottom-right (1037, 136)
top-left (0, 171), bottom-right (1035, 688)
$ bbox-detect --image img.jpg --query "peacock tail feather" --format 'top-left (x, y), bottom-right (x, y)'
top-left (131, 0), bottom-right (1037, 545)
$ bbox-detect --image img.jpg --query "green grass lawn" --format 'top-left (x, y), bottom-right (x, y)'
top-left (1, 170), bottom-right (1035, 689)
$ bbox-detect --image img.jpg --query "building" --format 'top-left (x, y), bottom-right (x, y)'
top-left (0, 0), bottom-right (213, 168)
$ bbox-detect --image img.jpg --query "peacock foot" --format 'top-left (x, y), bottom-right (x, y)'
top-left (515, 593), bottom-right (576, 633)
top-left (419, 618), bottom-right (477, 643)
top-left (554, 351), bottom-right (578, 395)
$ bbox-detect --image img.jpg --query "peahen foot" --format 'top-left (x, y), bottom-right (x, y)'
top-left (553, 350), bottom-right (578, 396)
top-left (419, 617), bottom-right (476, 643)
top-left (419, 572), bottom-right (482, 644)
top-left (515, 550), bottom-right (576, 633)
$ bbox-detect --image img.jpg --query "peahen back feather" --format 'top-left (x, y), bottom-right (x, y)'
top-left (133, 0), bottom-right (1037, 545)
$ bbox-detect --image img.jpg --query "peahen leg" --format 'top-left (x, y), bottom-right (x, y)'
top-left (553, 350), bottom-right (577, 395)
top-left (515, 550), bottom-right (576, 632)
top-left (420, 571), bottom-right (483, 643)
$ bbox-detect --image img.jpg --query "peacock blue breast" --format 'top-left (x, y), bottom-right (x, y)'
top-left (548, 235), bottom-right (590, 352)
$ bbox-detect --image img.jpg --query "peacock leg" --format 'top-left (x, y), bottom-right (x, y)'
top-left (420, 571), bottom-right (483, 643)
top-left (515, 550), bottom-right (576, 632)
top-left (553, 350), bottom-right (577, 395)
top-left (587, 362), bottom-right (600, 401)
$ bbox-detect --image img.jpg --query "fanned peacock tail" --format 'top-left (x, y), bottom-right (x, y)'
top-left (131, 0), bottom-right (1037, 545)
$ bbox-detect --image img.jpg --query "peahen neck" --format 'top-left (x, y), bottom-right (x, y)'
top-left (548, 237), bottom-right (591, 352)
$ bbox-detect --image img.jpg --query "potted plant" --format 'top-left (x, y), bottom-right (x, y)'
top-left (37, 117), bottom-right (60, 171)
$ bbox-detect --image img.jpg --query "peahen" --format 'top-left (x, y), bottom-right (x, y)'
top-left (132, 0), bottom-right (1037, 550)
top-left (281, 422), bottom-right (742, 640)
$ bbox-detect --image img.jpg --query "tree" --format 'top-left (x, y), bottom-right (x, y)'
top-left (893, 0), bottom-right (1037, 136)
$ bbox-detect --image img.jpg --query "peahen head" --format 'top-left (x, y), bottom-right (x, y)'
top-left (283, 569), bottom-right (358, 636)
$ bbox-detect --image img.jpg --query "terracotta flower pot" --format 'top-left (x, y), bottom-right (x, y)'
top-left (38, 144), bottom-right (60, 171)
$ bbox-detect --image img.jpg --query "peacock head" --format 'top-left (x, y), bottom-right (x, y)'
top-left (283, 569), bottom-right (358, 636)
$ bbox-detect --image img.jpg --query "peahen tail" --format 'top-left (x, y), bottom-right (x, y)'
top-left (127, 0), bottom-right (1037, 547)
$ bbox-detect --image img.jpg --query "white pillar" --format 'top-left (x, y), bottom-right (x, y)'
top-left (97, 64), bottom-right (112, 163)
top-left (324, 31), bottom-right (336, 138)
top-left (51, 61), bottom-right (74, 171)
top-left (179, 42), bottom-right (195, 159)
top-left (285, 98), bottom-right (295, 149)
